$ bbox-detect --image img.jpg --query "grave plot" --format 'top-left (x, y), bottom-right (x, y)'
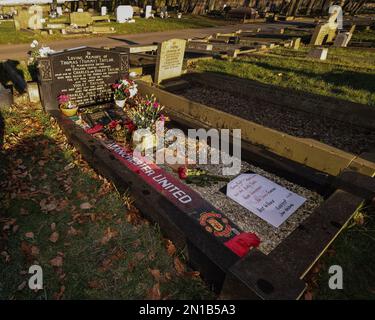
top-left (173, 75), bottom-right (375, 155)
top-left (37, 46), bottom-right (374, 300)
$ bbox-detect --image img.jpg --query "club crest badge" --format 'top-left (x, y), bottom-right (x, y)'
top-left (199, 212), bottom-right (232, 237)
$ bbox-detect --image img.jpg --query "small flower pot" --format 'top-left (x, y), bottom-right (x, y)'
top-left (60, 107), bottom-right (78, 117)
top-left (115, 99), bottom-right (126, 108)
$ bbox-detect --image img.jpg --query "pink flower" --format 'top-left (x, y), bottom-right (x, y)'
top-left (153, 102), bottom-right (159, 108)
top-left (58, 94), bottom-right (69, 103)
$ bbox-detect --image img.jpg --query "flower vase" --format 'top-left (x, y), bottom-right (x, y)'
top-left (115, 99), bottom-right (126, 108)
top-left (60, 106), bottom-right (78, 117)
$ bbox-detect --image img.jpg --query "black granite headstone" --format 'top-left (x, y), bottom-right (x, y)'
top-left (37, 47), bottom-right (130, 110)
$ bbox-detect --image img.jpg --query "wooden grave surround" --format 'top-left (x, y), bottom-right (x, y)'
top-left (38, 48), bottom-right (374, 299)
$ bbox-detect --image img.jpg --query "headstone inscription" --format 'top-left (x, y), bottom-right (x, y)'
top-left (154, 39), bottom-right (186, 84)
top-left (116, 5), bottom-right (133, 23)
top-left (37, 47), bottom-right (130, 111)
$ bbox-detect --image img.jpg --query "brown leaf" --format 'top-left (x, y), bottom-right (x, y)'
top-left (50, 256), bottom-right (63, 267)
top-left (67, 226), bottom-right (79, 236)
top-left (17, 281), bottom-right (27, 291)
top-left (88, 280), bottom-right (102, 289)
top-left (184, 271), bottom-right (200, 279)
top-left (147, 283), bottom-right (161, 300)
top-left (51, 223), bottom-right (56, 231)
top-left (49, 231), bottom-right (59, 243)
top-left (304, 290), bottom-right (313, 300)
top-left (135, 252), bottom-right (145, 261)
top-left (166, 240), bottom-right (176, 256)
top-left (100, 227), bottom-right (118, 245)
top-left (80, 202), bottom-right (92, 210)
top-left (1, 251), bottom-right (11, 263)
top-left (53, 286), bottom-right (65, 300)
top-left (31, 245), bottom-right (40, 256)
top-left (174, 257), bottom-right (185, 275)
top-left (25, 232), bottom-right (34, 239)
top-left (149, 269), bottom-right (162, 282)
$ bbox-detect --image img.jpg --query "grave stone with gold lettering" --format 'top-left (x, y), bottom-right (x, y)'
top-left (37, 47), bottom-right (130, 110)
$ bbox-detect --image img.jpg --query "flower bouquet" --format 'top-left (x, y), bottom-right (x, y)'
top-left (112, 79), bottom-right (138, 108)
top-left (178, 166), bottom-right (231, 187)
top-left (58, 93), bottom-right (78, 117)
top-left (125, 95), bottom-right (167, 150)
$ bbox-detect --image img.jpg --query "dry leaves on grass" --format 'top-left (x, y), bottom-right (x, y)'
top-left (24, 232), bottom-right (34, 239)
top-left (21, 241), bottom-right (39, 260)
top-left (53, 286), bottom-right (65, 300)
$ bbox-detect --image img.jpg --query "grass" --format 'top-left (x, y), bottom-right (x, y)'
top-left (193, 45), bottom-right (375, 106)
top-left (306, 206), bottom-right (375, 299)
top-left (0, 102), bottom-right (213, 299)
top-left (0, 15), bottom-right (229, 45)
top-left (352, 29), bottom-right (375, 44)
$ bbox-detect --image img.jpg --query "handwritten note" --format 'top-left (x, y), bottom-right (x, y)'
top-left (226, 174), bottom-right (306, 227)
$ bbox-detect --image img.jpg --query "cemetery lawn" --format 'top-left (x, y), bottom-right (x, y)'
top-left (307, 205), bottom-right (375, 300)
top-left (0, 102), bottom-right (213, 300)
top-left (0, 16), bottom-right (229, 45)
top-left (193, 46), bottom-right (375, 106)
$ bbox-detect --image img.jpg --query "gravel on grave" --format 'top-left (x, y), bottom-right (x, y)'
top-left (179, 86), bottom-right (375, 155)
top-left (161, 139), bottom-right (323, 255)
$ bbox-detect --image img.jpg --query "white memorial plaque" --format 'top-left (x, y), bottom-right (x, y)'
top-left (116, 5), bottom-right (133, 23)
top-left (226, 174), bottom-right (306, 228)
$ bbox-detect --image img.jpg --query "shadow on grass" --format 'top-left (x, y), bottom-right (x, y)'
top-left (0, 109), bottom-right (4, 150)
top-left (0, 60), bottom-right (27, 93)
top-left (0, 132), bottom-right (212, 300)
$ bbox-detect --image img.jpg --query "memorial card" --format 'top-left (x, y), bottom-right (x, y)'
top-left (226, 174), bottom-right (306, 227)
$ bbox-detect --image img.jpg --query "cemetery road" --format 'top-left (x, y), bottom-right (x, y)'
top-left (0, 22), bottom-right (292, 60)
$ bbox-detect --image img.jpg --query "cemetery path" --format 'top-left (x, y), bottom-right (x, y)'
top-left (0, 22), bottom-right (288, 61)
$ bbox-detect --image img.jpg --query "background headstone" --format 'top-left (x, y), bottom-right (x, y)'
top-left (13, 9), bottom-right (30, 29)
top-left (145, 5), bottom-right (152, 19)
top-left (56, 7), bottom-right (63, 16)
top-left (155, 38), bottom-right (186, 84)
top-left (308, 47), bottom-right (328, 60)
top-left (37, 47), bottom-right (130, 110)
top-left (27, 5), bottom-right (43, 30)
top-left (70, 12), bottom-right (93, 27)
top-left (77, 8), bottom-right (84, 13)
top-left (101, 6), bottom-right (107, 16)
top-left (116, 5), bottom-right (133, 23)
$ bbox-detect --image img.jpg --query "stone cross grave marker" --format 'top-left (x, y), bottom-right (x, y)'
top-left (116, 6), bottom-right (133, 23)
top-left (154, 39), bottom-right (186, 84)
top-left (37, 47), bottom-right (130, 110)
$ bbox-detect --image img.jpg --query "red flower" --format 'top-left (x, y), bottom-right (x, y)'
top-left (124, 120), bottom-right (136, 133)
top-left (109, 120), bottom-right (119, 129)
top-left (178, 166), bottom-right (188, 179)
top-left (224, 232), bottom-right (260, 257)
